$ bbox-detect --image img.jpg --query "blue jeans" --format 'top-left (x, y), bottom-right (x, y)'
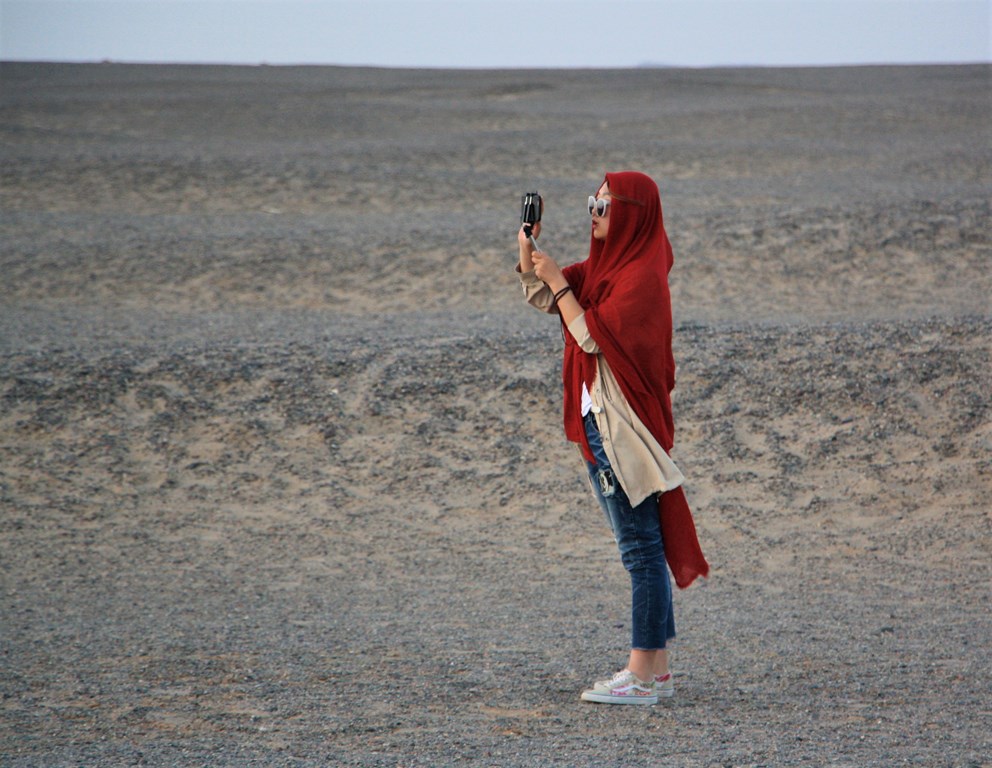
top-left (585, 412), bottom-right (675, 650)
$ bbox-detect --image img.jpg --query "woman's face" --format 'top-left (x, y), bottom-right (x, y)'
top-left (591, 182), bottom-right (610, 241)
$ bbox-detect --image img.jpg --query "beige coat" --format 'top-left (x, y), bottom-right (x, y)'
top-left (519, 268), bottom-right (685, 507)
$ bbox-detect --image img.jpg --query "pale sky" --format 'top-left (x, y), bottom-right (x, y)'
top-left (1, 0), bottom-right (989, 68)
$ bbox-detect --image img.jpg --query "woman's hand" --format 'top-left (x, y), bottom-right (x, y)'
top-left (531, 248), bottom-right (566, 293)
top-left (517, 222), bottom-right (542, 273)
top-left (517, 221), bottom-right (541, 250)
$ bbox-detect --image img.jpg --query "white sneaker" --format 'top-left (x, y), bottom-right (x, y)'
top-left (591, 670), bottom-right (674, 696)
top-left (581, 669), bottom-right (658, 705)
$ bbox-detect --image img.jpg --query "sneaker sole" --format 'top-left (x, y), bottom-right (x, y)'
top-left (580, 690), bottom-right (658, 705)
top-left (589, 683), bottom-right (675, 697)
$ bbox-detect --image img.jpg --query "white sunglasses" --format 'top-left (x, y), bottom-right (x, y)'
top-left (588, 196), bottom-right (611, 217)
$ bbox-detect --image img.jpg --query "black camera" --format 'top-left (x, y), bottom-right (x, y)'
top-left (520, 191), bottom-right (543, 234)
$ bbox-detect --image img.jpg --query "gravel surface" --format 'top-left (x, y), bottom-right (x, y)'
top-left (1, 62), bottom-right (990, 767)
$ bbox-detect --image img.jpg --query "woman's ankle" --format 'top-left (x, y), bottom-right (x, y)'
top-left (628, 649), bottom-right (664, 681)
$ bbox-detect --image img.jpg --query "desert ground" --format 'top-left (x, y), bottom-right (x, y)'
top-left (1, 62), bottom-right (990, 767)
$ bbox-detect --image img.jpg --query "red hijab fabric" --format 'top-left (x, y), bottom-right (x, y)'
top-left (562, 171), bottom-right (709, 589)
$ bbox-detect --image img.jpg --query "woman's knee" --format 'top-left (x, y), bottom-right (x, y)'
top-left (618, 540), bottom-right (665, 573)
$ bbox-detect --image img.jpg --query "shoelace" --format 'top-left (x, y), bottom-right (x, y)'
top-left (609, 670), bottom-right (634, 686)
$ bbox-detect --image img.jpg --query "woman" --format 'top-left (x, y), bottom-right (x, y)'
top-left (516, 171), bottom-right (708, 705)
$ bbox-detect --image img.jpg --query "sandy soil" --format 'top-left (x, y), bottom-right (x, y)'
top-left (1, 62), bottom-right (990, 767)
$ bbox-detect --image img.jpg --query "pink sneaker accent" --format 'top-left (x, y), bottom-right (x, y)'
top-left (654, 672), bottom-right (675, 698)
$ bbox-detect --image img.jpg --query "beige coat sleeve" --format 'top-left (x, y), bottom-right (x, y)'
top-left (518, 268), bottom-right (555, 313)
top-left (566, 314), bottom-right (600, 354)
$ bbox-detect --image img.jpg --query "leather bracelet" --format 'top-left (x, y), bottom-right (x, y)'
top-left (551, 284), bottom-right (572, 314)
top-left (553, 285), bottom-right (572, 302)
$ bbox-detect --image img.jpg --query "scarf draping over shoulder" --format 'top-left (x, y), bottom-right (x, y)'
top-left (561, 171), bottom-right (709, 589)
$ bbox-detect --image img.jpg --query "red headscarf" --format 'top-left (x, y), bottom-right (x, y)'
top-left (562, 171), bottom-right (709, 589)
